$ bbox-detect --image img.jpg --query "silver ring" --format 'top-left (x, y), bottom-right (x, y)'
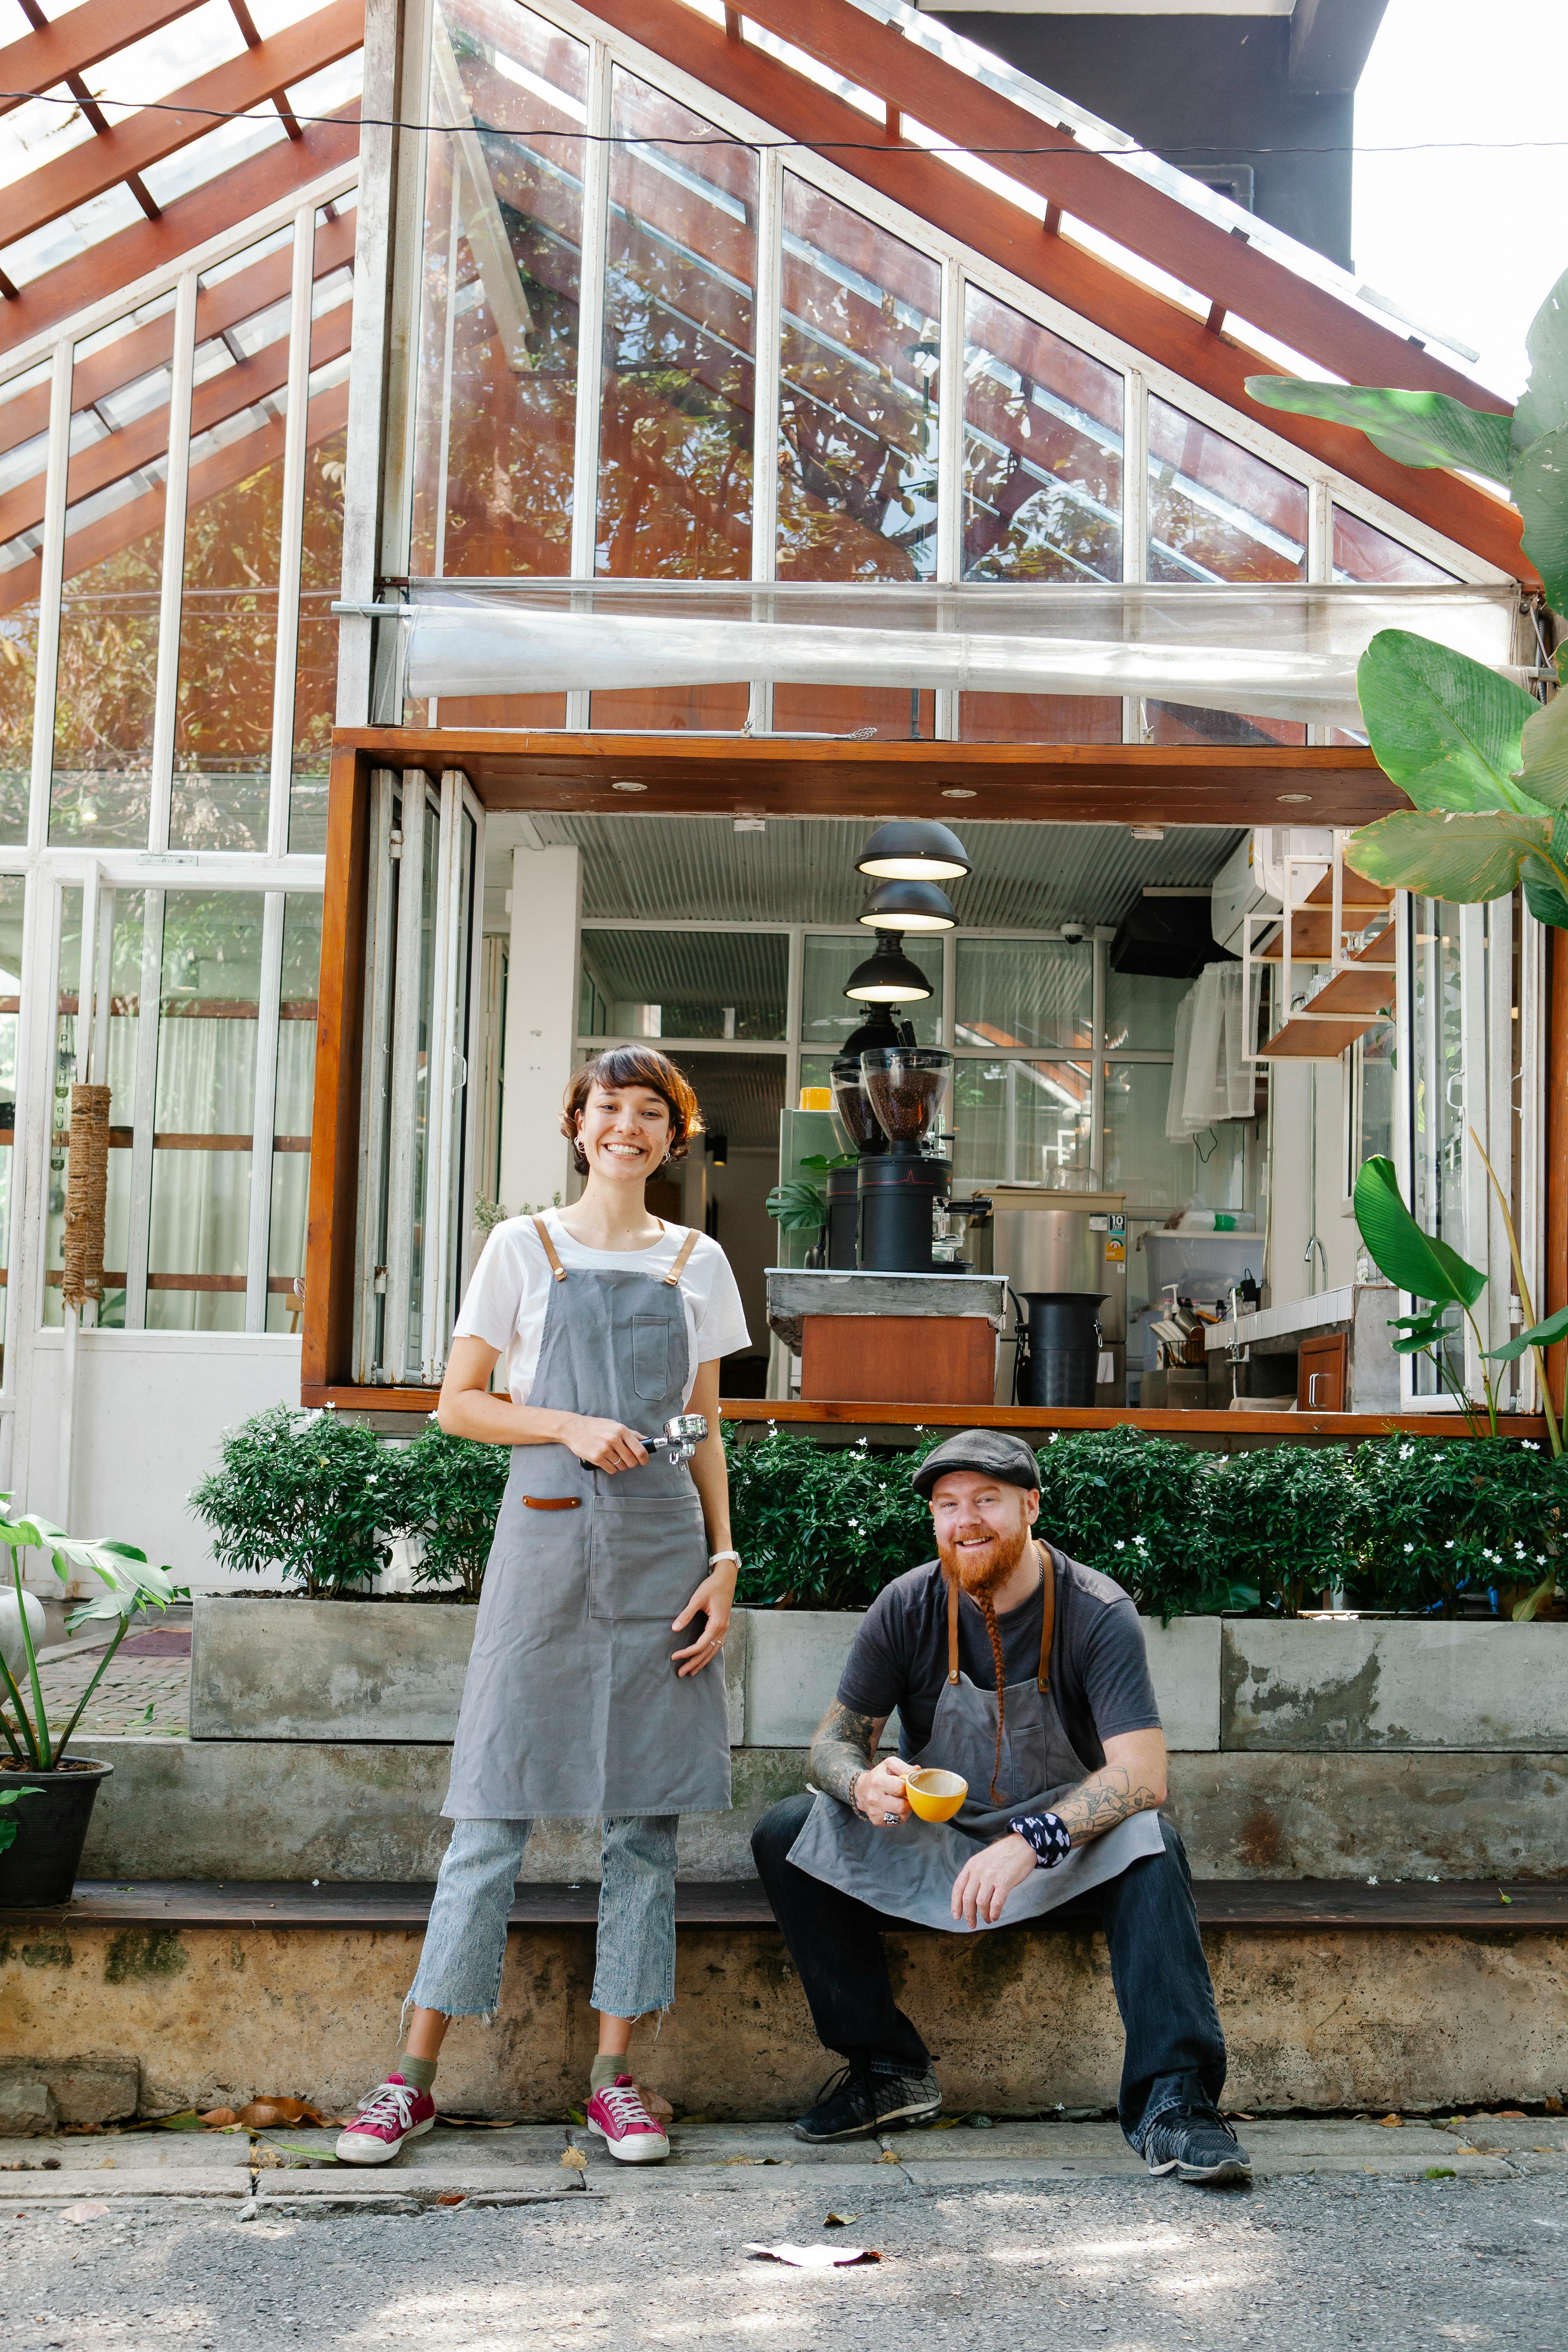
top-left (882, 1810), bottom-right (899, 1825)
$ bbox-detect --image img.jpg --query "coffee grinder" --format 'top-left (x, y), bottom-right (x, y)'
top-left (859, 1042), bottom-right (954, 1272)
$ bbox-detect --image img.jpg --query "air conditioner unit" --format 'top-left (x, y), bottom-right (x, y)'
top-left (1211, 827), bottom-right (1334, 955)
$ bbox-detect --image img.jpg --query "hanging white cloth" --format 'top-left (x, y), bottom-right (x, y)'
top-left (1167, 964), bottom-right (1258, 1138)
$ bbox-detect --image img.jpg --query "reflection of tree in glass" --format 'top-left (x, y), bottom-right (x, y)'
top-left (50, 531), bottom-right (162, 845)
top-left (172, 458), bottom-right (283, 854)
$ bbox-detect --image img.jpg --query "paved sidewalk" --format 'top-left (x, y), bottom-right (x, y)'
top-left (24, 1617), bottom-right (191, 1741)
top-left (2, 2118), bottom-right (1564, 2350)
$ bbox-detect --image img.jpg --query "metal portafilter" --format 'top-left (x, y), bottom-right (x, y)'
top-left (638, 1413), bottom-right (709, 1467)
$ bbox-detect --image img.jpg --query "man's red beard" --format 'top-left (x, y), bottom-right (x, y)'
top-left (936, 1517), bottom-right (1034, 1802)
top-left (936, 1516), bottom-right (1032, 1599)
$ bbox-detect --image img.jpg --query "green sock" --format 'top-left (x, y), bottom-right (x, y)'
top-left (590, 2053), bottom-right (627, 2095)
top-left (396, 2054), bottom-right (437, 2094)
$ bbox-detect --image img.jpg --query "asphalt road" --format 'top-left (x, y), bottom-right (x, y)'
top-left (5, 2166), bottom-right (1566, 2351)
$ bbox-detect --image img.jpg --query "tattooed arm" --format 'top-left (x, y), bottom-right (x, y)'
top-left (808, 1699), bottom-right (913, 1828)
top-left (951, 1726), bottom-right (1168, 1927)
top-left (1050, 1727), bottom-right (1168, 1846)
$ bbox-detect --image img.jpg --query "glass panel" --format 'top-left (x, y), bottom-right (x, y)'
top-left (800, 931), bottom-right (942, 1054)
top-left (1408, 895), bottom-right (1464, 1394)
top-left (42, 885), bottom-right (81, 1324)
top-left (406, 794), bottom-right (440, 1376)
top-left (51, 300), bottom-right (178, 845)
top-left (146, 892), bottom-right (264, 1331)
top-left (0, 875), bottom-right (22, 1363)
top-left (954, 939), bottom-right (1092, 1052)
top-left (1104, 968), bottom-right (1189, 1051)
top-left (597, 70), bottom-right (757, 579)
top-left (1353, 1021), bottom-right (1396, 1173)
top-left (171, 229), bottom-right (295, 851)
top-left (1103, 1059), bottom-right (1251, 1215)
top-left (952, 1054), bottom-right (1092, 1189)
top-left (290, 200), bottom-right (356, 854)
top-left (0, 358), bottom-right (51, 843)
top-left (268, 894), bottom-right (322, 1333)
top-left (777, 176), bottom-right (940, 581)
top-left (1333, 508), bottom-right (1456, 585)
top-left (958, 693), bottom-right (1121, 745)
top-left (962, 287), bottom-right (1122, 583)
top-left (771, 682), bottom-right (934, 738)
top-left (1146, 396), bottom-right (1308, 746)
top-left (412, 0), bottom-right (587, 583)
top-left (577, 930), bottom-right (788, 1040)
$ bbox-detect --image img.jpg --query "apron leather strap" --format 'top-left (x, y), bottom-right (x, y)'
top-left (663, 1228), bottom-right (701, 1287)
top-left (523, 1495), bottom-right (581, 1510)
top-left (532, 1215), bottom-right (567, 1282)
top-left (1037, 1540), bottom-right (1056, 1693)
top-left (945, 1540), bottom-right (1055, 1689)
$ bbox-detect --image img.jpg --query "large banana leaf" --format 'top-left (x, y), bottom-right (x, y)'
top-left (1346, 806), bottom-right (1553, 902)
top-left (1485, 1301), bottom-right (1568, 1363)
top-left (1512, 426), bottom-right (1568, 616)
top-left (1353, 1156), bottom-right (1486, 1307)
top-left (1512, 267), bottom-right (1568, 451)
top-left (1244, 376), bottom-right (1513, 482)
top-left (1517, 668), bottom-right (1568, 810)
top-left (1355, 632), bottom-right (1542, 812)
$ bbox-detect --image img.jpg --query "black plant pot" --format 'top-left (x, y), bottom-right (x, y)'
top-left (0, 1757), bottom-right (112, 1906)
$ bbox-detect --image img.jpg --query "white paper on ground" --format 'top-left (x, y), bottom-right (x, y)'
top-left (745, 2242), bottom-right (882, 2267)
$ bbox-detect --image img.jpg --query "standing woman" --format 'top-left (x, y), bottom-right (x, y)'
top-left (337, 1047), bottom-right (750, 2166)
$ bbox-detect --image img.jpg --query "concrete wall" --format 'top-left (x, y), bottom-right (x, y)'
top-left (5, 1911), bottom-right (1563, 2119)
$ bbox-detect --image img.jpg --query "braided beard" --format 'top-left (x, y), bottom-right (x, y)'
top-left (936, 1519), bottom-right (1034, 1802)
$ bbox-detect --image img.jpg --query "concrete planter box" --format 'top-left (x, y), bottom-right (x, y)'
top-left (1221, 1619), bottom-right (1568, 1751)
top-left (190, 1597), bottom-right (748, 1746)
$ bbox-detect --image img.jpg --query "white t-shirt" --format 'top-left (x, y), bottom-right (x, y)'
top-left (452, 1208), bottom-right (752, 1408)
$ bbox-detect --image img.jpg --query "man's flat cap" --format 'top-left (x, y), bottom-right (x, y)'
top-left (910, 1428), bottom-right (1043, 1498)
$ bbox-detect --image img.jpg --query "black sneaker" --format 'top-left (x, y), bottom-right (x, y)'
top-left (1142, 2110), bottom-right (1252, 2184)
top-left (792, 2061), bottom-right (942, 2143)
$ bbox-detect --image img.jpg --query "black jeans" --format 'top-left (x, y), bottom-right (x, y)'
top-left (750, 1793), bottom-right (1227, 2148)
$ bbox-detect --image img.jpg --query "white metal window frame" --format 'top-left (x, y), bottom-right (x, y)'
top-left (375, 0), bottom-right (1514, 753)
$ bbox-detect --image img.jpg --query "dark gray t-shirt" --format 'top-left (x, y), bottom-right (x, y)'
top-left (835, 1544), bottom-right (1161, 1769)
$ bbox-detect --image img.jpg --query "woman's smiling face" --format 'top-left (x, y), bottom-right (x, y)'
top-left (575, 1081), bottom-right (675, 1183)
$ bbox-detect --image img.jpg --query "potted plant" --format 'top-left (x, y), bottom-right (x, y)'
top-left (386, 1421), bottom-right (508, 1599)
top-left (0, 1498), bottom-right (181, 1906)
top-left (189, 1403), bottom-right (394, 1595)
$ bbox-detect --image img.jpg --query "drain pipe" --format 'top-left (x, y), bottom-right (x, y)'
top-left (57, 862), bottom-right (100, 1532)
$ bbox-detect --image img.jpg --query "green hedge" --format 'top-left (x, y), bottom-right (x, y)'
top-left (191, 1409), bottom-right (1566, 1617)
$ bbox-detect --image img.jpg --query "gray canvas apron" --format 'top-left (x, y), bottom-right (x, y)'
top-left (444, 1219), bottom-right (731, 1821)
top-left (787, 1544), bottom-right (1163, 1932)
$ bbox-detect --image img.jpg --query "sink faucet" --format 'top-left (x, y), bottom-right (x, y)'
top-left (1303, 1234), bottom-right (1328, 1295)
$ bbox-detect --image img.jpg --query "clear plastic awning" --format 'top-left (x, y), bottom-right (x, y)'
top-left (397, 579), bottom-right (1525, 732)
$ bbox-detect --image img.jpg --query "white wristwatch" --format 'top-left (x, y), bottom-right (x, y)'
top-left (708, 1549), bottom-right (741, 1568)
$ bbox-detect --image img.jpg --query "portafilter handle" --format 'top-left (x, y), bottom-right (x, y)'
top-left (640, 1412), bottom-right (709, 1468)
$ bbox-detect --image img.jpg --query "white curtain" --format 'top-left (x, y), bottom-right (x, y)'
top-left (1166, 964), bottom-right (1258, 1140)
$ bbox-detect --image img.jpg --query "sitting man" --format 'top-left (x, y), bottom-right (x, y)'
top-left (751, 1428), bottom-right (1248, 2186)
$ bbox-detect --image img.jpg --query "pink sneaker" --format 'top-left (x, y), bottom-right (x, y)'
top-left (585, 2076), bottom-right (671, 2164)
top-left (335, 2075), bottom-right (436, 2164)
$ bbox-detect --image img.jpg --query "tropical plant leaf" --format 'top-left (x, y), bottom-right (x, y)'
top-left (1517, 676), bottom-right (1568, 811)
top-left (1353, 1155), bottom-right (1486, 1307)
top-left (1387, 1305), bottom-right (1455, 1357)
top-left (1346, 807), bottom-right (1553, 903)
top-left (1485, 1301), bottom-right (1568, 1362)
top-left (1523, 867), bottom-right (1568, 929)
top-left (1512, 267), bottom-right (1568, 451)
top-left (1355, 632), bottom-right (1543, 812)
top-left (1512, 427), bottom-right (1568, 617)
top-left (765, 1181), bottom-right (827, 1232)
top-left (1243, 375), bottom-right (1514, 482)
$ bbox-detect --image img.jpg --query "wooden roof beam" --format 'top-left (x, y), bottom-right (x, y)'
top-left (0, 0), bottom-right (210, 119)
top-left (0, 106), bottom-right (358, 358)
top-left (0, 0), bottom-right (364, 259)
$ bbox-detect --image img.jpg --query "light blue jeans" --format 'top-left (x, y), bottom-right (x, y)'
top-left (406, 1815), bottom-right (679, 2022)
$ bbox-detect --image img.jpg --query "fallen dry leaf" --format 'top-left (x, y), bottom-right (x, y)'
top-left (746, 2243), bottom-right (880, 2269)
top-left (235, 2098), bottom-right (325, 2129)
top-left (435, 2193), bottom-right (467, 2206)
top-left (877, 2148), bottom-right (900, 2165)
top-left (251, 2146), bottom-right (284, 2169)
top-left (560, 2146), bottom-right (588, 2171)
top-left (636, 2086), bottom-right (674, 2123)
top-left (61, 2202), bottom-right (110, 2224)
top-left (200, 2109), bottom-right (239, 2128)
top-left (823, 2213), bottom-right (858, 2228)
top-left (1497, 2110), bottom-right (1527, 2120)
top-left (1379, 2115), bottom-right (1403, 2128)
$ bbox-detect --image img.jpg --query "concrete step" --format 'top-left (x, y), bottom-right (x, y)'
top-left (5, 1879), bottom-right (1566, 2125)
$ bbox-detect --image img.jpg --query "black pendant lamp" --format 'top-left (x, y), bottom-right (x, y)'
top-left (856, 818), bottom-right (972, 882)
top-left (856, 876), bottom-right (958, 933)
top-left (844, 933), bottom-right (934, 1003)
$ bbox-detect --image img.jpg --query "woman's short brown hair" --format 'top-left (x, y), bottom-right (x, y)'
top-left (561, 1047), bottom-right (701, 1176)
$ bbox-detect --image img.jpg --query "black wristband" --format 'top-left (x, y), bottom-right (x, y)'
top-left (1009, 1810), bottom-right (1072, 1869)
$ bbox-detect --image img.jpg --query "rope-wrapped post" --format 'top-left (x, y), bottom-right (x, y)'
top-left (61, 1082), bottom-right (111, 1312)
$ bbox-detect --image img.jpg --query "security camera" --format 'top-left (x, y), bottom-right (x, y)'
top-left (1059, 918), bottom-right (1087, 945)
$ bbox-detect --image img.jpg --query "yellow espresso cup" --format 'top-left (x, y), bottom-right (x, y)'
top-left (905, 1767), bottom-right (968, 1823)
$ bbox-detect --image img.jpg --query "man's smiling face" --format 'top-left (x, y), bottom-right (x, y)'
top-left (928, 1468), bottom-right (1039, 1594)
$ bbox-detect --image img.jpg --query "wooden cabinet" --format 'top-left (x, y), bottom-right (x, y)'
top-left (800, 1314), bottom-right (997, 1406)
top-left (1298, 1331), bottom-right (1348, 1413)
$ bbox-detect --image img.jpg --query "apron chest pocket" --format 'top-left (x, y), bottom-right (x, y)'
top-left (589, 1493), bottom-right (706, 1622)
top-left (631, 1315), bottom-right (672, 1400)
